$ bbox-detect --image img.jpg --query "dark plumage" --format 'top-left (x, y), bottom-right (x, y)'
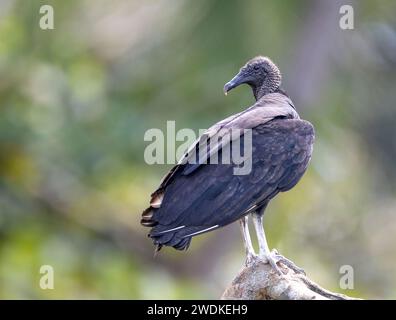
top-left (141, 56), bottom-right (314, 270)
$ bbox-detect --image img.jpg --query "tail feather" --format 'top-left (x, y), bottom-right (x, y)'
top-left (153, 244), bottom-right (163, 257)
top-left (140, 190), bottom-right (193, 251)
top-left (150, 227), bottom-right (193, 251)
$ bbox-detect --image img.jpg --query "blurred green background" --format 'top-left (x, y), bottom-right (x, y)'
top-left (0, 0), bottom-right (396, 299)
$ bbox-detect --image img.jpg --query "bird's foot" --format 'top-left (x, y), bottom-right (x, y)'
top-left (258, 251), bottom-right (284, 276)
top-left (270, 249), bottom-right (306, 275)
top-left (245, 253), bottom-right (258, 266)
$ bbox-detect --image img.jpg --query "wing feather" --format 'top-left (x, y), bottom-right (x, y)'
top-left (148, 119), bottom-right (314, 236)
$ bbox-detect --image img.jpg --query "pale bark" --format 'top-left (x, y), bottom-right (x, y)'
top-left (221, 256), bottom-right (360, 300)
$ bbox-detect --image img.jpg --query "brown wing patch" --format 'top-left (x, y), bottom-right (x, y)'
top-left (150, 190), bottom-right (164, 208)
top-left (141, 190), bottom-right (165, 227)
top-left (140, 207), bottom-right (157, 227)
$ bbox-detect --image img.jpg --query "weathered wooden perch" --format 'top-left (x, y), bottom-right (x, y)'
top-left (221, 256), bottom-right (360, 300)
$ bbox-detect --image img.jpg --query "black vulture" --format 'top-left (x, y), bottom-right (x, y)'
top-left (141, 56), bottom-right (314, 273)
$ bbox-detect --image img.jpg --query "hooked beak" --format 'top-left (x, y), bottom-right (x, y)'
top-left (223, 72), bottom-right (249, 95)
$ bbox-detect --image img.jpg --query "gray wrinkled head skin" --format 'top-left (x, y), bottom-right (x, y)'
top-left (224, 56), bottom-right (282, 100)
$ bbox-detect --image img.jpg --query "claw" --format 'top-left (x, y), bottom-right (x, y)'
top-left (259, 253), bottom-right (284, 275)
top-left (245, 253), bottom-right (258, 266)
top-left (271, 249), bottom-right (306, 275)
top-left (257, 252), bottom-right (284, 275)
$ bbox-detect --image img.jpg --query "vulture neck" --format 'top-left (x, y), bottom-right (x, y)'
top-left (252, 73), bottom-right (281, 101)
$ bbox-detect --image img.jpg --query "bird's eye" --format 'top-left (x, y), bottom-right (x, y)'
top-left (253, 65), bottom-right (260, 70)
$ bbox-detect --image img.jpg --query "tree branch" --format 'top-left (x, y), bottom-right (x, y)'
top-left (221, 256), bottom-right (360, 300)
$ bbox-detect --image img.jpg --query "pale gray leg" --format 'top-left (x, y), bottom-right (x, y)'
top-left (239, 216), bottom-right (256, 265)
top-left (252, 212), bottom-right (283, 275)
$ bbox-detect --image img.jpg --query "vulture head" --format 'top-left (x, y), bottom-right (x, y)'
top-left (224, 56), bottom-right (282, 100)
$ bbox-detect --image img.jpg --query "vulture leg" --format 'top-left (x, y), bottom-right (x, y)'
top-left (239, 216), bottom-right (256, 265)
top-left (252, 212), bottom-right (283, 275)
